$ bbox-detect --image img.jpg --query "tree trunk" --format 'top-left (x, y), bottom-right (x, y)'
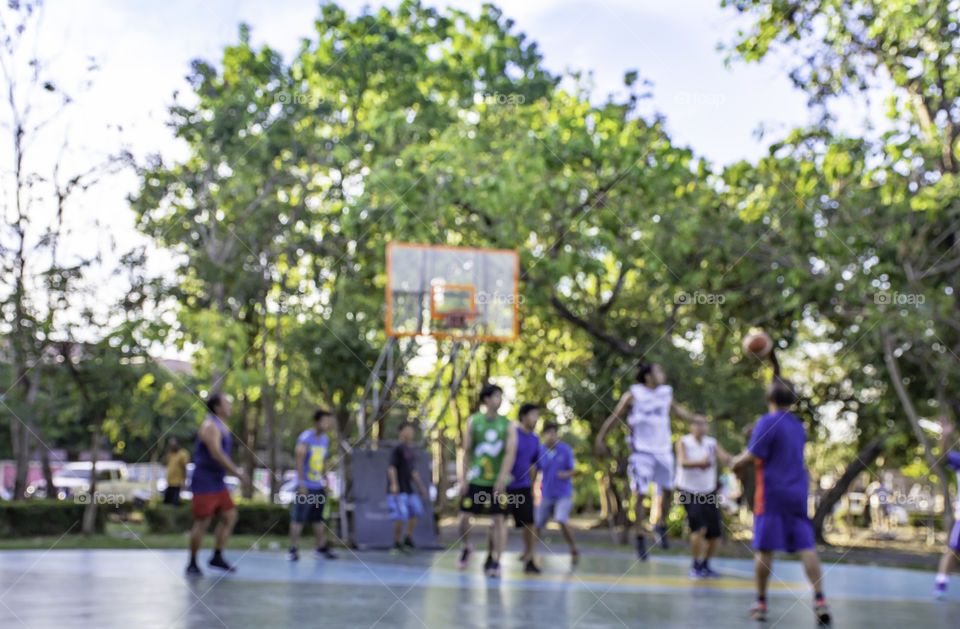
top-left (82, 419), bottom-right (102, 536)
top-left (883, 331), bottom-right (955, 533)
top-left (37, 424), bottom-right (55, 498)
top-left (811, 435), bottom-right (886, 544)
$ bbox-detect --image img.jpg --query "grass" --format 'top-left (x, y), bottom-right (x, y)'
top-left (0, 522), bottom-right (291, 552)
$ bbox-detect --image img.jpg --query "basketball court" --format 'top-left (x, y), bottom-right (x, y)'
top-left (0, 547), bottom-right (957, 628)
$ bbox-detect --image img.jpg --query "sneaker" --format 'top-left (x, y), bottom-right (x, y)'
top-left (814, 600), bottom-right (831, 625)
top-left (688, 565), bottom-right (704, 579)
top-left (391, 542), bottom-right (407, 556)
top-left (486, 561), bottom-right (501, 578)
top-left (483, 555), bottom-right (494, 572)
top-left (457, 544), bottom-right (472, 570)
top-left (208, 553), bottom-right (236, 573)
top-left (314, 545), bottom-right (337, 560)
top-left (750, 601), bottom-right (767, 622)
top-left (934, 580), bottom-right (948, 600)
top-left (524, 560), bottom-right (541, 575)
top-left (570, 549), bottom-right (579, 567)
top-left (185, 562), bottom-right (203, 577)
top-left (700, 563), bottom-right (721, 579)
top-left (286, 547), bottom-right (299, 562)
top-left (636, 535), bottom-right (649, 561)
top-left (403, 537), bottom-right (415, 551)
top-left (654, 524), bottom-right (670, 549)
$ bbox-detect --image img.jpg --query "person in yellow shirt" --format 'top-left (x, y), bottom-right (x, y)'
top-left (164, 438), bottom-right (190, 505)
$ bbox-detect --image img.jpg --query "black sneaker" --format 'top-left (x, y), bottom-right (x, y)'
top-left (208, 553), bottom-right (235, 572)
top-left (636, 535), bottom-right (649, 560)
top-left (524, 560), bottom-right (541, 575)
top-left (483, 555), bottom-right (494, 572)
top-left (457, 544), bottom-right (472, 570)
top-left (403, 537), bottom-right (415, 550)
top-left (314, 545), bottom-right (337, 559)
top-left (654, 524), bottom-right (670, 549)
top-left (391, 542), bottom-right (408, 556)
top-left (185, 562), bottom-right (203, 577)
top-left (286, 547), bottom-right (299, 561)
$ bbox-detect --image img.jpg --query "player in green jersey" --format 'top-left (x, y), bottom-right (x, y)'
top-left (457, 383), bottom-right (518, 577)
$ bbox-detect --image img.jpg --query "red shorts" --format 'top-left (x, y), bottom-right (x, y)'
top-left (191, 488), bottom-right (235, 519)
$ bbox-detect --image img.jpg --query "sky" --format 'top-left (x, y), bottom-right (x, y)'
top-left (5, 0), bottom-right (886, 344)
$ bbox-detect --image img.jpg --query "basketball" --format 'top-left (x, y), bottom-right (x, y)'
top-left (742, 332), bottom-right (773, 359)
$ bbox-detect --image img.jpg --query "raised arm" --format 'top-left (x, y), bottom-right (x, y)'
top-left (595, 391), bottom-right (632, 458)
top-left (670, 399), bottom-right (697, 423)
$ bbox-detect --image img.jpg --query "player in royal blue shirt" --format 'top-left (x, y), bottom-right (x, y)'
top-left (732, 378), bottom-right (831, 625)
top-left (535, 422), bottom-right (579, 566)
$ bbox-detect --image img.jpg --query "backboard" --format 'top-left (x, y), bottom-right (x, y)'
top-left (385, 243), bottom-right (519, 342)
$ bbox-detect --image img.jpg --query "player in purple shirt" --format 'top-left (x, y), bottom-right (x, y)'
top-left (503, 403), bottom-right (541, 574)
top-left (732, 378), bottom-right (830, 625)
top-left (187, 392), bottom-right (250, 576)
top-left (934, 418), bottom-right (960, 599)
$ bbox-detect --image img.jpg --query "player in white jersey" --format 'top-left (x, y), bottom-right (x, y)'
top-left (934, 418), bottom-right (960, 599)
top-left (676, 414), bottom-right (732, 578)
top-left (595, 363), bottom-right (698, 559)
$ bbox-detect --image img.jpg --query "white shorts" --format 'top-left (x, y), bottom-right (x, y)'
top-left (628, 451), bottom-right (675, 494)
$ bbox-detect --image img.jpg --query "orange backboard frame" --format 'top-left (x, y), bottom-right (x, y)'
top-left (385, 242), bottom-right (519, 342)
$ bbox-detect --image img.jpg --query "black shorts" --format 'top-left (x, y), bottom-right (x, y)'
top-left (291, 488), bottom-right (327, 524)
top-left (507, 487), bottom-right (534, 527)
top-left (460, 483), bottom-right (507, 516)
top-left (679, 490), bottom-right (722, 540)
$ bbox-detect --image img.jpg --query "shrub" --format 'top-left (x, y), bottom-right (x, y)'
top-left (0, 500), bottom-right (106, 536)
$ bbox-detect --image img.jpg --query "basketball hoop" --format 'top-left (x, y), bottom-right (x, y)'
top-left (441, 309), bottom-right (476, 332)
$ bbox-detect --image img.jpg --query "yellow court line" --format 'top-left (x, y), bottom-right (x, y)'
top-left (514, 572), bottom-right (801, 592)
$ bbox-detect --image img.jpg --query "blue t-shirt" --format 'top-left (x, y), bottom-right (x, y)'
top-left (538, 441), bottom-right (574, 499)
top-left (298, 429), bottom-right (330, 490)
top-left (748, 410), bottom-right (808, 515)
top-left (508, 427), bottom-right (540, 490)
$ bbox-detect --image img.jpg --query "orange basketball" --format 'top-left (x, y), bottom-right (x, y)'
top-left (742, 332), bottom-right (773, 359)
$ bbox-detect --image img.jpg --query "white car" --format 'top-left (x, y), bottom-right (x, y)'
top-left (27, 461), bottom-right (142, 502)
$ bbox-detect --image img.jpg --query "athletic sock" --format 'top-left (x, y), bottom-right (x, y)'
top-left (936, 573), bottom-right (949, 585)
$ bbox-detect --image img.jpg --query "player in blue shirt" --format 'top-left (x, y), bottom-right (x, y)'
top-left (934, 418), bottom-right (960, 599)
top-left (535, 422), bottom-right (579, 566)
top-left (732, 378), bottom-right (830, 624)
top-left (287, 409), bottom-right (338, 561)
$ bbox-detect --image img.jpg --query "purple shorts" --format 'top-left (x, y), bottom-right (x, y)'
top-left (753, 511), bottom-right (815, 552)
top-left (949, 520), bottom-right (960, 552)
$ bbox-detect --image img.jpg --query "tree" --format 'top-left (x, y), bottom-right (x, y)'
top-left (0, 0), bottom-right (120, 498)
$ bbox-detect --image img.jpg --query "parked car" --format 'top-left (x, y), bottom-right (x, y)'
top-left (27, 461), bottom-right (149, 503)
